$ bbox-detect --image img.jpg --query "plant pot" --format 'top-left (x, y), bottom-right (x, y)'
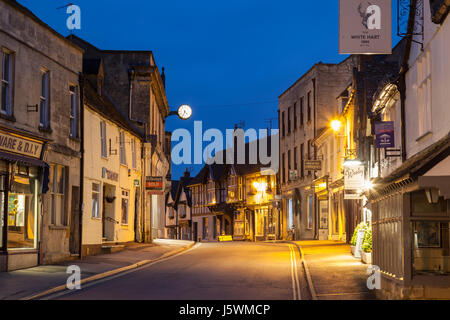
top-left (361, 251), bottom-right (372, 264)
top-left (351, 245), bottom-right (356, 256)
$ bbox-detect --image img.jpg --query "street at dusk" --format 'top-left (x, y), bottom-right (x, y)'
top-left (0, 0), bottom-right (450, 312)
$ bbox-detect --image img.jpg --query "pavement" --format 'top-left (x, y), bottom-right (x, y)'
top-left (0, 239), bottom-right (194, 300)
top-left (294, 240), bottom-right (376, 300)
top-left (46, 242), bottom-right (306, 300)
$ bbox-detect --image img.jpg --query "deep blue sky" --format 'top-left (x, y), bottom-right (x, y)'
top-left (19, 0), bottom-right (401, 179)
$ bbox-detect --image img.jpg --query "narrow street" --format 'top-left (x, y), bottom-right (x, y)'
top-left (46, 242), bottom-right (309, 300)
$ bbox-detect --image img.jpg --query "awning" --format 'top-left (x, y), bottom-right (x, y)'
top-left (0, 151), bottom-right (48, 168)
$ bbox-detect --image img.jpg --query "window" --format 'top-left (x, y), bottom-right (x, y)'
top-left (119, 132), bottom-right (127, 165)
top-left (100, 121), bottom-right (107, 158)
top-left (300, 97), bottom-right (304, 126)
top-left (50, 165), bottom-right (67, 226)
top-left (121, 189), bottom-right (129, 225)
top-left (294, 147), bottom-right (298, 170)
top-left (281, 111), bottom-right (285, 137)
top-left (92, 183), bottom-right (100, 218)
top-left (69, 85), bottom-right (78, 138)
top-left (288, 149), bottom-right (291, 172)
top-left (207, 180), bottom-right (216, 204)
top-left (307, 195), bottom-right (313, 229)
top-left (300, 144), bottom-right (304, 178)
top-left (40, 70), bottom-right (50, 128)
top-left (294, 103), bottom-right (298, 130)
top-left (417, 50), bottom-right (432, 137)
top-left (307, 91), bottom-right (312, 122)
top-left (1, 51), bottom-right (13, 116)
top-left (282, 153), bottom-right (286, 184)
top-left (131, 139), bottom-right (137, 169)
top-left (287, 107), bottom-right (292, 134)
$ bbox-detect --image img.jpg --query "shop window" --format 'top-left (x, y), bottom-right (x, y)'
top-left (202, 217), bottom-right (209, 239)
top-left (39, 70), bottom-right (50, 128)
top-left (100, 121), bottom-right (107, 158)
top-left (50, 165), bottom-right (67, 226)
top-left (0, 175), bottom-right (5, 248)
top-left (412, 221), bottom-right (450, 275)
top-left (411, 190), bottom-right (447, 217)
top-left (1, 50), bottom-right (14, 116)
top-left (69, 85), bottom-right (79, 138)
top-left (92, 183), bottom-right (100, 218)
top-left (7, 166), bottom-right (39, 249)
top-left (121, 189), bottom-right (129, 225)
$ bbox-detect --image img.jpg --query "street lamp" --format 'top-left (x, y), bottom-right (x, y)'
top-left (167, 104), bottom-right (193, 120)
top-left (331, 119), bottom-right (343, 132)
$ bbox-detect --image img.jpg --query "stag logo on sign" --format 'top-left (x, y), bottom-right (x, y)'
top-left (358, 2), bottom-right (381, 30)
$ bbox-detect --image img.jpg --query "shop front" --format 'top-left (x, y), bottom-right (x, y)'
top-left (0, 128), bottom-right (47, 271)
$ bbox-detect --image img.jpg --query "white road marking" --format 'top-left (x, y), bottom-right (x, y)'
top-left (289, 245), bottom-right (301, 300)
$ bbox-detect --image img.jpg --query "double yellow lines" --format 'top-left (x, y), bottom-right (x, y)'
top-left (289, 245), bottom-right (301, 300)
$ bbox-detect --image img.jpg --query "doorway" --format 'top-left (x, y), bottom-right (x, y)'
top-left (69, 186), bottom-right (80, 254)
top-left (102, 184), bottom-right (116, 242)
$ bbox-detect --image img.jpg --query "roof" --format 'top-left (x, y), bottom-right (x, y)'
top-left (431, 0), bottom-right (450, 24)
top-left (376, 132), bottom-right (450, 186)
top-left (83, 59), bottom-right (102, 75)
top-left (66, 34), bottom-right (152, 55)
top-left (83, 79), bottom-right (144, 139)
top-left (3, 0), bottom-right (83, 52)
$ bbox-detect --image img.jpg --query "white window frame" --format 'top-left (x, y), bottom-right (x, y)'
top-left (69, 85), bottom-right (78, 138)
top-left (100, 121), bottom-right (107, 158)
top-left (121, 189), bottom-right (129, 225)
top-left (92, 182), bottom-right (101, 219)
top-left (50, 165), bottom-right (66, 226)
top-left (119, 132), bottom-right (127, 165)
top-left (1, 50), bottom-right (14, 116)
top-left (131, 138), bottom-right (137, 169)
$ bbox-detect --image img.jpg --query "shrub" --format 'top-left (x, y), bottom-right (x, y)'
top-left (351, 222), bottom-right (368, 246)
top-left (362, 227), bottom-right (372, 253)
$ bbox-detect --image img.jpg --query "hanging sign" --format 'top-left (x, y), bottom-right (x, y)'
top-left (146, 176), bottom-right (164, 195)
top-left (375, 121), bottom-right (395, 148)
top-left (304, 160), bottom-right (322, 171)
top-left (344, 165), bottom-right (365, 190)
top-left (339, 0), bottom-right (392, 54)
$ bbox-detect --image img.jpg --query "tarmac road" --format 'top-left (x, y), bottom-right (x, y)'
top-left (47, 242), bottom-right (307, 300)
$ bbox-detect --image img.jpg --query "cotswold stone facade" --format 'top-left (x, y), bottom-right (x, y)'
top-left (278, 57), bottom-right (356, 240)
top-left (0, 0), bottom-right (83, 270)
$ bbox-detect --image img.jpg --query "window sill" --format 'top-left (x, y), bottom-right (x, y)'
top-left (416, 131), bottom-right (432, 142)
top-left (0, 113), bottom-right (16, 122)
top-left (38, 125), bottom-right (52, 134)
top-left (69, 136), bottom-right (81, 143)
top-left (49, 225), bottom-right (69, 231)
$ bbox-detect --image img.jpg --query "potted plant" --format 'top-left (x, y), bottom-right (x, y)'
top-left (361, 227), bottom-right (372, 264)
top-left (351, 222), bottom-right (367, 255)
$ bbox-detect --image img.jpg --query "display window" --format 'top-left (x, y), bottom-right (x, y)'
top-left (4, 164), bottom-right (39, 250)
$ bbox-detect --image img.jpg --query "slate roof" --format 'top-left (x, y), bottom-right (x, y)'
top-left (83, 79), bottom-right (143, 139)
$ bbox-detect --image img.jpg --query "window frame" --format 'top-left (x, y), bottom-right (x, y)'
top-left (92, 182), bottom-right (101, 219)
top-left (1, 50), bottom-right (14, 117)
top-left (39, 69), bottom-right (50, 129)
top-left (121, 189), bottom-right (129, 225)
top-left (69, 85), bottom-right (79, 138)
top-left (100, 121), bottom-right (107, 158)
top-left (119, 131), bottom-right (127, 165)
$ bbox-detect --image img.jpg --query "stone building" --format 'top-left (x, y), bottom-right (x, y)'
top-left (67, 35), bottom-right (170, 242)
top-left (0, 0), bottom-right (83, 270)
top-left (278, 57), bottom-right (356, 240)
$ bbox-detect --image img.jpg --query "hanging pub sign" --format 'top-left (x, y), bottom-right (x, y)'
top-left (146, 176), bottom-right (164, 195)
top-left (344, 165), bottom-right (365, 190)
top-left (375, 121), bottom-right (395, 148)
top-left (339, 0), bottom-right (392, 54)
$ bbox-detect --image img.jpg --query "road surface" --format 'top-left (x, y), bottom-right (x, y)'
top-left (46, 242), bottom-right (309, 300)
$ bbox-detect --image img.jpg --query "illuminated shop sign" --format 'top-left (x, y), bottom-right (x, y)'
top-left (0, 129), bottom-right (43, 159)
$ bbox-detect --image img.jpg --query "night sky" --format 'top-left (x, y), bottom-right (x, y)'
top-left (19, 0), bottom-right (401, 179)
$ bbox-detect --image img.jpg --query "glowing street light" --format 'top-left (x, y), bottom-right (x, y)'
top-left (331, 119), bottom-right (343, 132)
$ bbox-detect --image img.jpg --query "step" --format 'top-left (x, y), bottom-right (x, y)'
top-left (101, 244), bottom-right (125, 254)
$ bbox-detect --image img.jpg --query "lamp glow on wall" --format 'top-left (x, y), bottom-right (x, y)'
top-left (331, 119), bottom-right (343, 132)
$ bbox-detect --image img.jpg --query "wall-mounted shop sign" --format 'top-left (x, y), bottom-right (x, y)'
top-left (102, 167), bottom-right (119, 181)
top-left (289, 170), bottom-right (298, 181)
top-left (0, 129), bottom-right (43, 159)
top-left (344, 165), bottom-right (365, 190)
top-left (146, 176), bottom-right (164, 195)
top-left (339, 0), bottom-right (392, 54)
top-left (134, 179), bottom-right (140, 187)
top-left (375, 121), bottom-right (395, 148)
top-left (344, 190), bottom-right (364, 200)
top-left (304, 160), bottom-right (322, 171)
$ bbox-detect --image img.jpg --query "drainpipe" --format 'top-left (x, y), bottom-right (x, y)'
top-left (312, 78), bottom-right (318, 240)
top-left (78, 73), bottom-right (85, 259)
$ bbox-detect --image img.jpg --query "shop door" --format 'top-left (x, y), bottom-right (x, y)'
top-left (0, 175), bottom-right (6, 250)
top-left (69, 186), bottom-right (80, 254)
top-left (193, 222), bottom-right (198, 242)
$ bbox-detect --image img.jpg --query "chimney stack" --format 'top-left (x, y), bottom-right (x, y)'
top-left (161, 67), bottom-right (166, 88)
